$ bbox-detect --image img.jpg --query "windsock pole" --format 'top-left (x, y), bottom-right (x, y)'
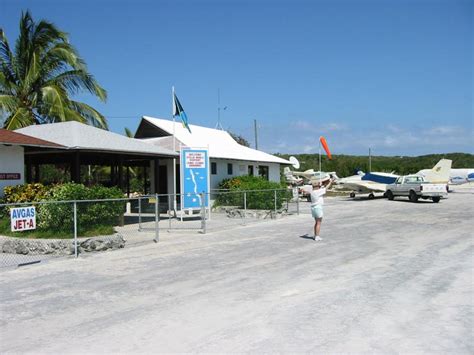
top-left (319, 138), bottom-right (322, 185)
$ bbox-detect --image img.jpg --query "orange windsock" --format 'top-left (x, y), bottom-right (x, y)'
top-left (320, 136), bottom-right (332, 159)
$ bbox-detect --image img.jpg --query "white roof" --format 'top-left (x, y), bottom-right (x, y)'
top-left (16, 121), bottom-right (177, 157)
top-left (140, 116), bottom-right (291, 165)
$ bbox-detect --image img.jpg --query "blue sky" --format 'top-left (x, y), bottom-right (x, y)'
top-left (1, 0), bottom-right (472, 156)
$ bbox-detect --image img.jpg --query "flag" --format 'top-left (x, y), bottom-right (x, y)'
top-left (173, 92), bottom-right (191, 133)
top-left (320, 136), bottom-right (332, 159)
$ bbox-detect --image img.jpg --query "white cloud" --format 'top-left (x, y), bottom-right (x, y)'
top-left (321, 123), bottom-right (347, 132)
top-left (256, 121), bottom-right (473, 156)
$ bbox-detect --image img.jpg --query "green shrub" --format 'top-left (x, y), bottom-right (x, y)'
top-left (1, 183), bottom-right (125, 237)
top-left (38, 183), bottom-right (125, 233)
top-left (215, 176), bottom-right (289, 210)
top-left (3, 183), bottom-right (51, 204)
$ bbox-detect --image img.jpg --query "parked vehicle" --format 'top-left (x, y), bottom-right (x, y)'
top-left (385, 175), bottom-right (448, 203)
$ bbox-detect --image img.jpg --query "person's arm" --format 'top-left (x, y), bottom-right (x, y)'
top-left (326, 179), bottom-right (333, 189)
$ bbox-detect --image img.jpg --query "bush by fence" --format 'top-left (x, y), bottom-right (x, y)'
top-left (215, 176), bottom-right (290, 210)
top-left (1, 183), bottom-right (125, 238)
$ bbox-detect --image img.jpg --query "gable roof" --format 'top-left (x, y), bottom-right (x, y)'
top-left (16, 121), bottom-right (177, 157)
top-left (0, 128), bottom-right (64, 149)
top-left (137, 116), bottom-right (291, 165)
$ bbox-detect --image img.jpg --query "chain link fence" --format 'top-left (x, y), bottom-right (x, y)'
top-left (0, 188), bottom-right (300, 269)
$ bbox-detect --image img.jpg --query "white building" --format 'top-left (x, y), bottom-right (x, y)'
top-left (134, 116), bottom-right (291, 192)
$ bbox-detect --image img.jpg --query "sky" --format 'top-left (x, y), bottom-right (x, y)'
top-left (1, 0), bottom-right (472, 156)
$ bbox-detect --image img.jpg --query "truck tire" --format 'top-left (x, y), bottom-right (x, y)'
top-left (409, 190), bottom-right (419, 202)
top-left (368, 193), bottom-right (375, 199)
top-left (386, 190), bottom-right (394, 200)
top-left (432, 196), bottom-right (440, 203)
top-left (350, 192), bottom-right (355, 198)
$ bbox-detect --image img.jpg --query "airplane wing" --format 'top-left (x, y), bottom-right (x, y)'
top-left (339, 181), bottom-right (387, 194)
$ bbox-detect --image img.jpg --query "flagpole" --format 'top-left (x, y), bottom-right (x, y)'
top-left (319, 137), bottom-right (322, 185)
top-left (172, 86), bottom-right (177, 214)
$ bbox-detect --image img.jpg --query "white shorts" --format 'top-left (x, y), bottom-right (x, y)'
top-left (311, 205), bottom-right (324, 219)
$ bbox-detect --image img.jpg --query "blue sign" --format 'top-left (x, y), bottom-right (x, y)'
top-left (180, 148), bottom-right (209, 209)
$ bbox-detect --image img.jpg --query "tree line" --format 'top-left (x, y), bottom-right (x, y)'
top-left (276, 153), bottom-right (474, 178)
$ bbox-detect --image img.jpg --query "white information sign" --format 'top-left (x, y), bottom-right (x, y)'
top-left (10, 206), bottom-right (36, 232)
top-left (185, 152), bottom-right (206, 169)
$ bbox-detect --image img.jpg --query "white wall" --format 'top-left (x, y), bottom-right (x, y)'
top-left (154, 157), bottom-right (282, 194)
top-left (210, 159), bottom-right (281, 190)
top-left (0, 145), bottom-right (25, 197)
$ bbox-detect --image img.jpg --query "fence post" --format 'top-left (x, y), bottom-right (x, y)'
top-left (73, 201), bottom-right (78, 257)
top-left (297, 192), bottom-right (300, 215)
top-left (154, 194), bottom-right (159, 243)
top-left (243, 191), bottom-right (247, 224)
top-left (201, 192), bottom-right (206, 234)
top-left (168, 193), bottom-right (172, 231)
top-left (138, 196), bottom-right (142, 231)
top-left (274, 189), bottom-right (277, 217)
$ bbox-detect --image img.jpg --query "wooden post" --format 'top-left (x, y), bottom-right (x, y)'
top-left (126, 163), bottom-right (130, 197)
top-left (71, 152), bottom-right (81, 183)
top-left (118, 157), bottom-right (123, 191)
top-left (25, 156), bottom-right (32, 183)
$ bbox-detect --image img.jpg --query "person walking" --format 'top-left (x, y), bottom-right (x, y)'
top-left (310, 178), bottom-right (333, 241)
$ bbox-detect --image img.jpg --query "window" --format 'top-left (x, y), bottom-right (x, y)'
top-left (227, 163), bottom-right (233, 175)
top-left (211, 162), bottom-right (217, 175)
top-left (258, 165), bottom-right (269, 180)
top-left (248, 165), bottom-right (254, 176)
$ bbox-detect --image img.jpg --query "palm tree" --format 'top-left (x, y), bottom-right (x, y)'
top-left (0, 11), bottom-right (107, 130)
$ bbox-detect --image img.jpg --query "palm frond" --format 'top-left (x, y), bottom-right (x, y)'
top-left (68, 100), bottom-right (108, 129)
top-left (14, 11), bottom-right (35, 81)
top-left (0, 94), bottom-right (20, 113)
top-left (41, 84), bottom-right (68, 121)
top-left (31, 19), bottom-right (67, 53)
top-left (23, 51), bottom-right (40, 90)
top-left (42, 42), bottom-right (85, 71)
top-left (3, 107), bottom-right (34, 129)
top-left (46, 69), bottom-right (107, 101)
top-left (0, 30), bottom-right (17, 85)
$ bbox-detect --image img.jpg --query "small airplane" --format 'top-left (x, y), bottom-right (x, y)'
top-left (418, 168), bottom-right (474, 186)
top-left (337, 159), bottom-right (452, 199)
top-left (284, 156), bottom-right (339, 200)
top-left (448, 169), bottom-right (474, 185)
top-left (284, 167), bottom-right (337, 185)
top-left (336, 171), bottom-right (399, 198)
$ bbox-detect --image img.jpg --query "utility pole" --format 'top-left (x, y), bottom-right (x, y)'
top-left (369, 147), bottom-right (372, 173)
top-left (254, 119), bottom-right (258, 150)
top-left (216, 88), bottom-right (225, 130)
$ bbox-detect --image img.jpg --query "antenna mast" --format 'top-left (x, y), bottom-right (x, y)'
top-left (369, 147), bottom-right (372, 173)
top-left (215, 88), bottom-right (224, 130)
top-left (254, 119), bottom-right (258, 150)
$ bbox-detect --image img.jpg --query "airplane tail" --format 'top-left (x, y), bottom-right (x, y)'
top-left (420, 159), bottom-right (452, 183)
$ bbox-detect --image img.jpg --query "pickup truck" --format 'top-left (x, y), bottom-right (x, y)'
top-left (385, 175), bottom-right (448, 203)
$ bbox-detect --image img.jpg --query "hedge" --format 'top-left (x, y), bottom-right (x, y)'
top-left (215, 176), bottom-right (290, 210)
top-left (1, 183), bottom-right (125, 238)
